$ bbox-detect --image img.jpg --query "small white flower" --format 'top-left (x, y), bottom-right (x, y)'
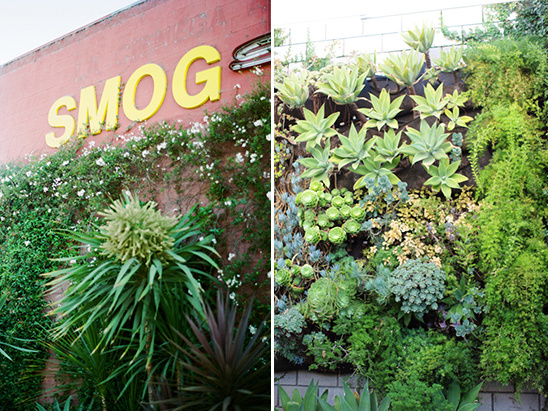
top-left (141, 150), bottom-right (150, 158)
top-left (253, 119), bottom-right (263, 127)
top-left (24, 241), bottom-right (31, 246)
top-left (77, 189), bottom-right (85, 197)
top-left (228, 253), bottom-right (236, 261)
top-left (266, 191), bottom-right (272, 201)
top-left (266, 133), bottom-right (271, 141)
top-left (249, 325), bottom-right (257, 335)
top-left (43, 187), bottom-right (49, 192)
top-left (95, 157), bottom-right (106, 166)
top-left (62, 160), bottom-right (69, 166)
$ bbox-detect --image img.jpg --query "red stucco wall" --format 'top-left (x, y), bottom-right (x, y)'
top-left (0, 0), bottom-right (270, 163)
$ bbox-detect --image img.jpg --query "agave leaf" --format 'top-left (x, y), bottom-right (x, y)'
top-left (293, 105), bottom-right (340, 151)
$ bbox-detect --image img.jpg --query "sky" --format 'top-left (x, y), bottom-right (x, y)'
top-left (0, 0), bottom-right (141, 65)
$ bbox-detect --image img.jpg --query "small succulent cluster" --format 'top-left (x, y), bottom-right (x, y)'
top-left (274, 258), bottom-right (316, 294)
top-left (389, 259), bottom-right (446, 317)
top-left (302, 277), bottom-right (355, 322)
top-left (296, 181), bottom-right (366, 247)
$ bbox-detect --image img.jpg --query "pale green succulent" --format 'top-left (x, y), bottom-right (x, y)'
top-left (301, 264), bottom-right (315, 279)
top-left (354, 52), bottom-right (377, 78)
top-left (378, 50), bottom-right (425, 89)
top-left (343, 219), bottom-right (361, 235)
top-left (443, 89), bottom-right (467, 109)
top-left (331, 123), bottom-right (375, 170)
top-left (424, 158), bottom-right (468, 198)
top-left (275, 72), bottom-right (310, 108)
top-left (315, 66), bottom-right (367, 105)
top-left (292, 105), bottom-right (339, 151)
top-left (359, 88), bottom-right (405, 130)
top-left (309, 180), bottom-right (324, 192)
top-left (353, 157), bottom-right (400, 191)
top-left (331, 195), bottom-right (345, 208)
top-left (400, 120), bottom-right (451, 166)
top-left (99, 194), bottom-right (177, 264)
top-left (401, 23), bottom-right (435, 54)
top-left (304, 226), bottom-right (322, 244)
top-left (434, 46), bottom-right (465, 73)
top-left (275, 268), bottom-right (292, 287)
top-left (317, 213), bottom-right (330, 228)
top-left (339, 205), bottom-right (352, 220)
top-left (350, 205), bottom-right (366, 222)
top-left (328, 226), bottom-right (347, 245)
top-left (300, 189), bottom-right (319, 208)
top-left (326, 207), bottom-right (341, 221)
top-left (444, 105), bottom-right (474, 131)
top-left (374, 129), bottom-right (403, 163)
top-left (306, 278), bottom-right (340, 321)
top-left (298, 140), bottom-right (334, 187)
top-left (410, 83), bottom-right (447, 119)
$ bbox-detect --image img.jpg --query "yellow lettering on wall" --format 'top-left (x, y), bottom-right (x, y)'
top-left (172, 45), bottom-right (221, 109)
top-left (77, 76), bottom-right (121, 137)
top-left (45, 96), bottom-right (77, 148)
top-left (122, 63), bottom-right (167, 122)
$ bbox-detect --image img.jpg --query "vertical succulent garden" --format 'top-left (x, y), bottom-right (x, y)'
top-left (0, 77), bottom-right (270, 409)
top-left (274, 20), bottom-right (548, 410)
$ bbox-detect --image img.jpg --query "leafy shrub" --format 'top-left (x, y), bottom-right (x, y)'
top-left (274, 306), bottom-right (307, 364)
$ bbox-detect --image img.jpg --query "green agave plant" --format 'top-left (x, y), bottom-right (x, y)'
top-left (359, 88), bottom-right (405, 130)
top-left (434, 46), bottom-right (465, 84)
top-left (276, 72), bottom-right (310, 108)
top-left (433, 381), bottom-right (483, 411)
top-left (278, 380), bottom-right (327, 411)
top-left (354, 52), bottom-right (377, 79)
top-left (378, 50), bottom-right (425, 94)
top-left (400, 120), bottom-right (452, 166)
top-left (424, 158), bottom-right (468, 198)
top-left (401, 23), bottom-right (435, 67)
top-left (444, 89), bottom-right (468, 109)
top-left (292, 105), bottom-right (340, 151)
top-left (315, 66), bottom-right (367, 105)
top-left (167, 292), bottom-right (270, 411)
top-left (318, 380), bottom-right (391, 411)
top-left (331, 123), bottom-right (376, 170)
top-left (411, 83), bottom-right (447, 119)
top-left (299, 140), bottom-right (334, 187)
top-left (444, 105), bottom-right (474, 131)
top-left (353, 157), bottom-right (400, 191)
top-left (373, 129), bottom-right (403, 163)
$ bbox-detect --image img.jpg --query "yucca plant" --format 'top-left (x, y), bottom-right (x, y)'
top-left (276, 72), bottom-right (310, 108)
top-left (401, 23), bottom-right (435, 68)
top-left (331, 123), bottom-right (376, 170)
top-left (410, 83), bottom-right (447, 119)
top-left (318, 380), bottom-right (390, 411)
top-left (299, 140), bottom-right (334, 187)
top-left (378, 50), bottom-right (425, 96)
top-left (359, 88), bottom-right (405, 130)
top-left (166, 292), bottom-right (270, 410)
top-left (45, 194), bottom-right (219, 404)
top-left (292, 105), bottom-right (339, 151)
top-left (400, 120), bottom-right (452, 166)
top-left (424, 158), bottom-right (468, 198)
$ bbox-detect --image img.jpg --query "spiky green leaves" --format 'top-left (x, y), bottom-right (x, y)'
top-left (298, 140), bottom-right (334, 187)
top-left (444, 105), bottom-right (474, 131)
top-left (331, 123), bottom-right (376, 170)
top-left (98, 193), bottom-right (177, 265)
top-left (374, 129), bottom-right (403, 163)
top-left (292, 105), bottom-right (339, 151)
top-left (400, 120), bottom-right (452, 166)
top-left (353, 157), bottom-right (400, 191)
top-left (360, 88), bottom-right (405, 130)
top-left (315, 66), bottom-right (367, 105)
top-left (401, 23), bottom-right (435, 54)
top-left (275, 72), bottom-right (309, 108)
top-left (424, 158), bottom-right (468, 198)
top-left (434, 46), bottom-right (465, 73)
top-left (411, 83), bottom-right (447, 119)
top-left (379, 50), bottom-right (425, 88)
top-left (354, 52), bottom-right (377, 78)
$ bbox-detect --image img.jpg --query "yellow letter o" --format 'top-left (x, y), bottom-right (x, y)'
top-left (122, 63), bottom-right (167, 122)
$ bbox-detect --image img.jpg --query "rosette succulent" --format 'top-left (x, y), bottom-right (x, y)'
top-left (326, 207), bottom-right (341, 221)
top-left (306, 278), bottom-right (339, 321)
top-left (300, 190), bottom-right (319, 208)
top-left (332, 195), bottom-right (345, 208)
top-left (343, 219), bottom-right (361, 235)
top-left (301, 264), bottom-right (315, 279)
top-left (350, 205), bottom-right (366, 222)
top-left (317, 213), bottom-right (331, 229)
top-left (340, 205), bottom-right (352, 220)
top-left (275, 268), bottom-right (292, 287)
top-left (304, 226), bottom-right (322, 245)
top-left (328, 226), bottom-right (347, 245)
top-left (389, 259), bottom-right (446, 317)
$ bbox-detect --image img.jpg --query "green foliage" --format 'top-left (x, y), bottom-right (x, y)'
top-left (433, 381), bottom-right (483, 411)
top-left (275, 306), bottom-right (307, 364)
top-left (434, 47), bottom-right (465, 73)
top-left (378, 50), bottom-right (425, 89)
top-left (278, 380), bottom-right (328, 411)
top-left (331, 124), bottom-right (376, 170)
top-left (463, 38), bottom-right (548, 117)
top-left (306, 277), bottom-right (342, 322)
top-left (401, 23), bottom-right (435, 54)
